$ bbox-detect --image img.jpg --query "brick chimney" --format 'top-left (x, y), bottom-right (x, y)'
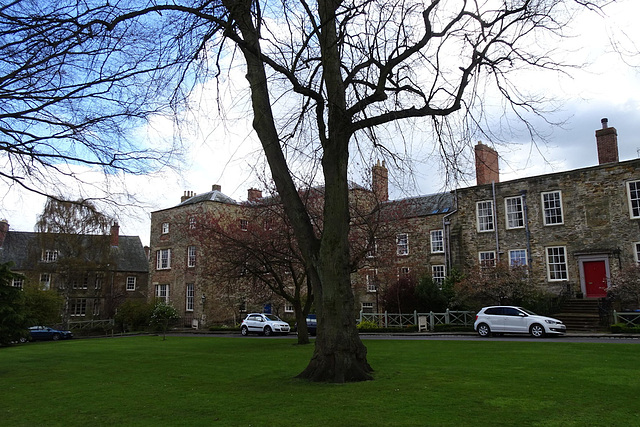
top-left (595, 118), bottom-right (619, 164)
top-left (247, 188), bottom-right (262, 202)
top-left (212, 184), bottom-right (222, 192)
top-left (110, 222), bottom-right (119, 247)
top-left (0, 219), bottom-right (8, 248)
top-left (181, 191), bottom-right (195, 203)
top-left (372, 160), bottom-right (389, 202)
top-left (475, 142), bottom-right (499, 185)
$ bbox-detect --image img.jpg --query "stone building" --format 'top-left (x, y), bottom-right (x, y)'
top-left (148, 119), bottom-right (640, 325)
top-left (448, 119), bottom-right (640, 298)
top-left (0, 221), bottom-right (148, 324)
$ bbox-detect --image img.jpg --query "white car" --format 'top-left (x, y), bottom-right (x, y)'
top-left (474, 306), bottom-right (566, 338)
top-left (240, 313), bottom-right (290, 336)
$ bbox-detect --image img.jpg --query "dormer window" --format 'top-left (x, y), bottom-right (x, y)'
top-left (42, 250), bottom-right (58, 262)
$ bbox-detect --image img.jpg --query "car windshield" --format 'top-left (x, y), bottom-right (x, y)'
top-left (264, 314), bottom-right (281, 321)
top-left (519, 307), bottom-right (538, 316)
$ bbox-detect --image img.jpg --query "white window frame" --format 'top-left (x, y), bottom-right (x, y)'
top-left (155, 284), bottom-right (169, 303)
top-left (628, 180), bottom-right (640, 219)
top-left (476, 200), bottom-right (494, 232)
top-left (432, 265), bottom-right (446, 287)
top-left (12, 277), bottom-right (24, 289)
top-left (284, 303), bottom-right (294, 313)
top-left (546, 246), bottom-right (568, 281)
top-left (505, 196), bottom-right (524, 229)
top-left (361, 302), bottom-right (374, 311)
top-left (70, 298), bottom-right (87, 317)
top-left (479, 251), bottom-right (496, 268)
top-left (634, 242), bottom-right (640, 263)
top-left (42, 250), bottom-right (58, 262)
top-left (186, 283), bottom-right (194, 312)
top-left (93, 299), bottom-right (100, 316)
top-left (156, 249), bottom-right (171, 270)
top-left (430, 230), bottom-right (444, 253)
top-left (189, 216), bottom-right (197, 229)
top-left (240, 219), bottom-right (249, 231)
top-left (187, 246), bottom-right (197, 268)
top-left (508, 249), bottom-right (528, 267)
top-left (95, 272), bottom-right (103, 290)
top-left (161, 222), bottom-right (170, 234)
top-left (126, 276), bottom-right (136, 291)
top-left (399, 266), bottom-right (411, 278)
top-left (396, 233), bottom-right (409, 256)
top-left (366, 269), bottom-right (378, 292)
top-left (542, 191), bottom-right (564, 226)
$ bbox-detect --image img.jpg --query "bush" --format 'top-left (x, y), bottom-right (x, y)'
top-left (610, 323), bottom-right (640, 334)
top-left (115, 300), bottom-right (154, 332)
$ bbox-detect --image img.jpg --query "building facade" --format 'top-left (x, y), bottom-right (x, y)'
top-left (0, 222), bottom-right (149, 324)
top-left (148, 119), bottom-right (640, 325)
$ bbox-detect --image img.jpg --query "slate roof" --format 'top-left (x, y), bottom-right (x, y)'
top-left (178, 190), bottom-right (237, 207)
top-left (381, 192), bottom-right (455, 220)
top-left (0, 231), bottom-right (148, 273)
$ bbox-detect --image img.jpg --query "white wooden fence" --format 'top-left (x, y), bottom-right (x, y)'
top-left (358, 310), bottom-right (474, 331)
top-left (613, 311), bottom-right (640, 327)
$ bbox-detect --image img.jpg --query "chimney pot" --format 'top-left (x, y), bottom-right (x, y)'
top-left (212, 184), bottom-right (221, 192)
top-left (601, 118), bottom-right (608, 129)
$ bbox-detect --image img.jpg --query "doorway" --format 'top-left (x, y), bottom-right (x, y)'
top-left (579, 257), bottom-right (610, 298)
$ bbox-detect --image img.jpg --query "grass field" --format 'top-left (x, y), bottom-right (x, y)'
top-left (1, 336), bottom-right (639, 426)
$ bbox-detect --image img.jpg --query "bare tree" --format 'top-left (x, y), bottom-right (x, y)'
top-left (3, 0), bottom-right (611, 381)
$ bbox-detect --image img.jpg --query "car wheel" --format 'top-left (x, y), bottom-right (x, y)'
top-left (52, 333), bottom-right (60, 341)
top-left (477, 323), bottom-right (491, 337)
top-left (263, 326), bottom-right (272, 336)
top-left (530, 324), bottom-right (545, 338)
top-left (241, 326), bottom-right (249, 336)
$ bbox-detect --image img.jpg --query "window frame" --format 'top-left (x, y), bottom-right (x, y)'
top-left (628, 180), bottom-right (640, 219)
top-left (430, 229), bottom-right (444, 253)
top-left (42, 250), bottom-right (58, 262)
top-left (432, 265), bottom-right (446, 287)
top-left (634, 242), bottom-right (640, 263)
top-left (476, 200), bottom-right (495, 232)
top-left (186, 283), bottom-right (194, 312)
top-left (156, 248), bottom-right (171, 270)
top-left (366, 269), bottom-right (378, 292)
top-left (161, 222), bottom-right (170, 234)
top-left (396, 233), bottom-right (409, 256)
top-left (155, 284), bottom-right (169, 303)
top-left (240, 219), bottom-right (249, 231)
top-left (504, 196), bottom-right (524, 229)
top-left (361, 302), bottom-right (374, 311)
top-left (187, 245), bottom-right (197, 268)
top-left (508, 249), bottom-right (528, 267)
top-left (70, 298), bottom-right (87, 317)
top-left (546, 246), bottom-right (568, 281)
top-left (479, 251), bottom-right (496, 268)
top-left (40, 273), bottom-right (51, 290)
top-left (126, 276), bottom-right (136, 291)
top-left (541, 191), bottom-right (564, 226)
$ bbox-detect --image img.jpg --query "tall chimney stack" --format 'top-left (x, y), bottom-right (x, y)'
top-left (595, 118), bottom-right (619, 164)
top-left (475, 142), bottom-right (499, 185)
top-left (110, 222), bottom-right (120, 247)
top-left (372, 160), bottom-right (389, 202)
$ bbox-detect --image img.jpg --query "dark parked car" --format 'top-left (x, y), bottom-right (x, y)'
top-left (28, 326), bottom-right (73, 341)
top-left (296, 314), bottom-right (317, 336)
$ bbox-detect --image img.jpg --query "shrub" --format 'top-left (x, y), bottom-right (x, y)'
top-left (115, 300), bottom-right (154, 332)
top-left (610, 323), bottom-right (640, 334)
top-left (356, 320), bottom-right (378, 330)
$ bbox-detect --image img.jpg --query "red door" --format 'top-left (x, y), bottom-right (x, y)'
top-left (584, 261), bottom-right (608, 298)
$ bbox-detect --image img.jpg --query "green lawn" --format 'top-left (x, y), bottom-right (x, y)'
top-left (1, 336), bottom-right (639, 426)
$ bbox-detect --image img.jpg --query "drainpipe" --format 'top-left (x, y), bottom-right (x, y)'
top-left (492, 182), bottom-right (500, 262)
top-left (520, 190), bottom-right (532, 270)
top-left (443, 191), bottom-right (458, 272)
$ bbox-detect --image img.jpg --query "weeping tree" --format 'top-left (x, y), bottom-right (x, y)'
top-left (1, 0), bottom-right (612, 381)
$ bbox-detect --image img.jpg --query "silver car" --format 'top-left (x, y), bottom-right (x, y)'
top-left (241, 313), bottom-right (290, 336)
top-left (474, 306), bottom-right (566, 338)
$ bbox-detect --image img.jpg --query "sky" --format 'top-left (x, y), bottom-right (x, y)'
top-left (2, 0), bottom-right (640, 246)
